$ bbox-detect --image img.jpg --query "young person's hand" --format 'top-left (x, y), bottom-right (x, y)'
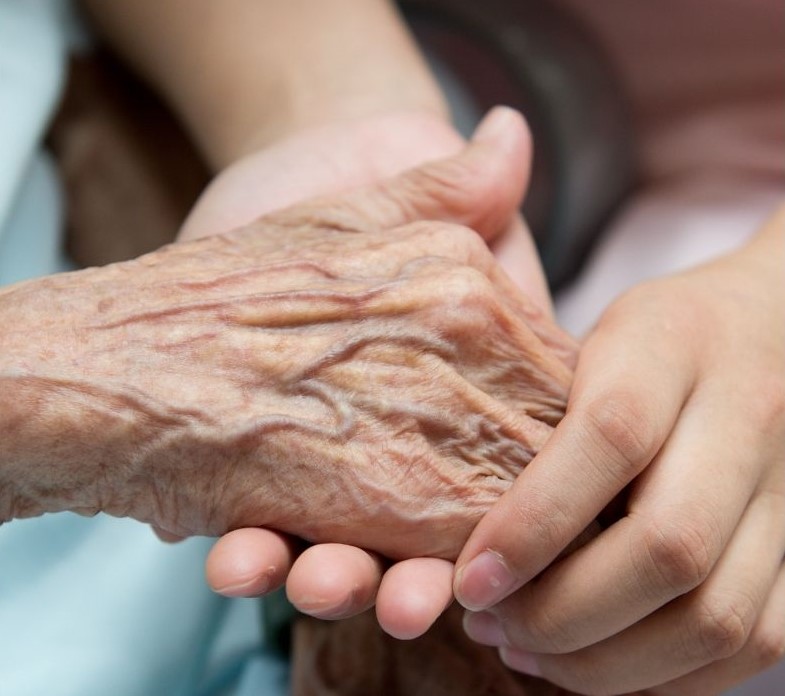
top-left (456, 207), bottom-right (785, 695)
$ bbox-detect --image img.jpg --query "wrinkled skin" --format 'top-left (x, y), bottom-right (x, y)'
top-left (0, 201), bottom-right (575, 560)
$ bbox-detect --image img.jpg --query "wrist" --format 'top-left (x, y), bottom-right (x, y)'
top-left (200, 1), bottom-right (450, 170)
top-left (179, 109), bottom-right (465, 242)
top-left (86, 0), bottom-right (448, 172)
top-left (0, 278), bottom-right (137, 522)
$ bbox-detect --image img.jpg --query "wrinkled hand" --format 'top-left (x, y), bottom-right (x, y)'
top-left (456, 207), bottom-right (785, 695)
top-left (0, 114), bottom-right (575, 565)
top-left (196, 109), bottom-right (560, 632)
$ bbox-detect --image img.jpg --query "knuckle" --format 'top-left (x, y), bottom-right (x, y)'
top-left (396, 220), bottom-right (493, 272)
top-left (692, 594), bottom-right (755, 660)
top-left (579, 394), bottom-right (658, 478)
top-left (441, 264), bottom-right (496, 307)
top-left (640, 515), bottom-right (718, 595)
top-left (423, 221), bottom-right (491, 265)
top-left (749, 623), bottom-right (785, 668)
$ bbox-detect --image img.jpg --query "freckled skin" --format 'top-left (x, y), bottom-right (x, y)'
top-left (0, 209), bottom-right (575, 561)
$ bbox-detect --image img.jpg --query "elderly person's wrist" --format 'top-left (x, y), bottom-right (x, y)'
top-left (0, 278), bottom-right (137, 523)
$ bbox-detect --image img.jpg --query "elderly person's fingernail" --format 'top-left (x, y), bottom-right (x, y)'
top-left (472, 105), bottom-right (523, 143)
top-left (500, 648), bottom-right (543, 677)
top-left (454, 550), bottom-right (516, 610)
top-left (463, 610), bottom-right (508, 646)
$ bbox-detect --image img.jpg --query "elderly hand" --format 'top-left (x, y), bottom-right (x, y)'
top-left (456, 207), bottom-right (785, 695)
top-left (0, 111), bottom-right (574, 565)
top-left (195, 108), bottom-right (564, 631)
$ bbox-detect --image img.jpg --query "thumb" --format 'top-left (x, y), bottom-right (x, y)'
top-left (273, 106), bottom-right (532, 242)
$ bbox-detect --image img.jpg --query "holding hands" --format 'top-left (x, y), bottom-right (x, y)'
top-left (457, 207), bottom-right (785, 695)
top-left (0, 109), bottom-right (568, 568)
top-left (203, 107), bottom-right (785, 695)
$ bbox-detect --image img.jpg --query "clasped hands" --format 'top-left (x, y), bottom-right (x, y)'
top-left (3, 108), bottom-right (782, 696)
top-left (194, 109), bottom-right (785, 696)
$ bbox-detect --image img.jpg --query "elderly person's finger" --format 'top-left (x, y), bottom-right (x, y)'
top-left (206, 528), bottom-right (299, 597)
top-left (286, 544), bottom-right (384, 619)
top-left (375, 558), bottom-right (454, 639)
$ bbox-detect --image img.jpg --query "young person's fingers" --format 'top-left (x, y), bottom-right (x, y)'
top-left (470, 382), bottom-right (762, 654)
top-left (492, 485), bottom-right (785, 695)
top-left (654, 561), bottom-right (785, 696)
top-left (454, 297), bottom-right (696, 611)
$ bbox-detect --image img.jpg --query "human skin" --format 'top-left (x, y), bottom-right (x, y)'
top-left (83, 0), bottom-right (785, 692)
top-left (199, 51), bottom-right (785, 696)
top-left (456, 206), bottom-right (785, 695)
top-left (0, 119), bottom-right (576, 558)
top-left (180, 108), bottom-right (555, 627)
top-left (80, 0), bottom-right (548, 633)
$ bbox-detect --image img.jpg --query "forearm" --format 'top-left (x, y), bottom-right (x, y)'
top-left (81, 0), bottom-right (448, 170)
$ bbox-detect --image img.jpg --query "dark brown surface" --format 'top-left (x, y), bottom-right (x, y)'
top-left (48, 51), bottom-right (210, 267)
top-left (292, 604), bottom-right (575, 696)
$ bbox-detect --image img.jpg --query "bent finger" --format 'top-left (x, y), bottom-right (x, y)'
top-left (654, 561), bottom-right (785, 696)
top-left (498, 486), bottom-right (785, 694)
top-left (454, 298), bottom-right (697, 610)
top-left (286, 543), bottom-right (384, 619)
top-left (482, 385), bottom-right (762, 654)
top-left (152, 525), bottom-right (186, 543)
top-left (206, 527), bottom-right (298, 597)
top-left (376, 558), bottom-right (454, 639)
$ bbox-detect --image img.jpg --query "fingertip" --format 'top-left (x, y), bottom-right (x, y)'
top-left (205, 528), bottom-right (295, 597)
top-left (286, 544), bottom-right (383, 619)
top-left (454, 549), bottom-right (517, 611)
top-left (462, 610), bottom-right (509, 647)
top-left (152, 525), bottom-right (186, 544)
top-left (376, 558), bottom-right (454, 640)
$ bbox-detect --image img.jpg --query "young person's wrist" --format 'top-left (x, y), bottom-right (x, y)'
top-left (178, 109), bottom-right (466, 242)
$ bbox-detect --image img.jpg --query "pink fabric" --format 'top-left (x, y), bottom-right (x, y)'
top-left (554, 0), bottom-right (785, 336)
top-left (560, 0), bottom-right (785, 183)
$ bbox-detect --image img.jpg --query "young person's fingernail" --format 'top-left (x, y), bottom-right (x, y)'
top-left (500, 648), bottom-right (543, 677)
top-left (462, 610), bottom-right (508, 646)
top-left (455, 550), bottom-right (516, 611)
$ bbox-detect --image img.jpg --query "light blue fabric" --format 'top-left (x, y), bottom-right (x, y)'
top-left (0, 3), bottom-right (288, 694)
top-left (0, 152), bottom-right (73, 282)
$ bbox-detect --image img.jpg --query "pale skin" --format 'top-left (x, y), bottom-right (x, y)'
top-left (0, 122), bottom-right (571, 553)
top-left (66, 1), bottom-right (785, 693)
